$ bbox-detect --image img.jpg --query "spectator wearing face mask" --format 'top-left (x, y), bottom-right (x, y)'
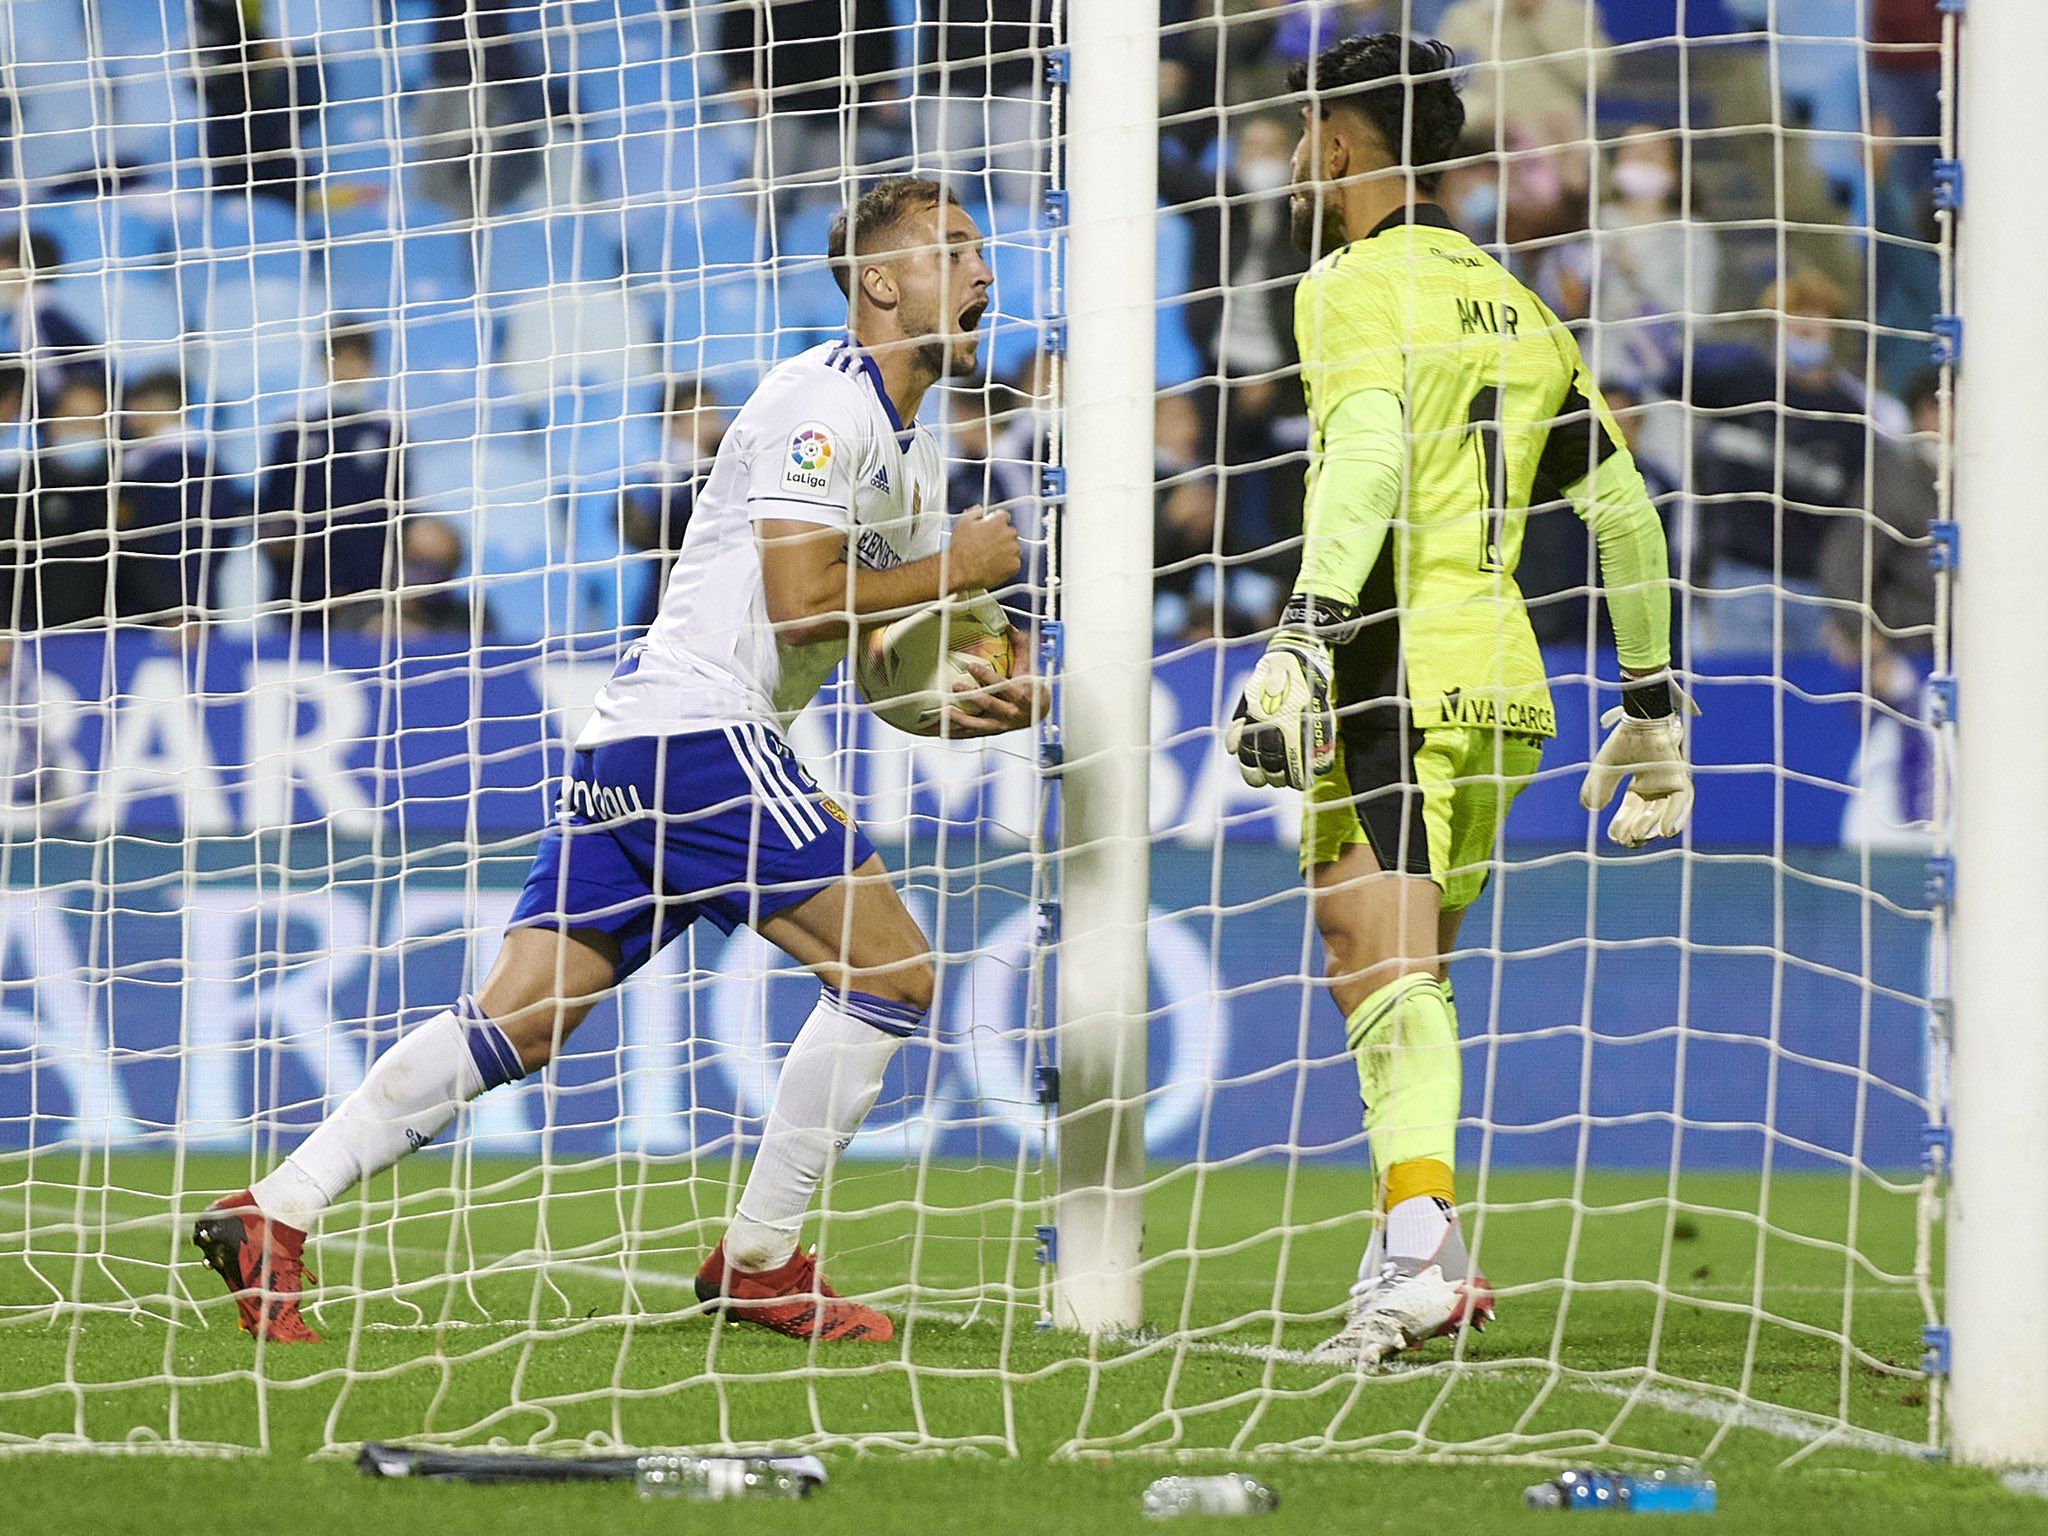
top-left (1185, 115), bottom-right (1310, 386)
top-left (1440, 137), bottom-right (1504, 244)
top-left (1539, 128), bottom-right (1721, 391)
top-left (392, 516), bottom-right (476, 639)
top-left (254, 323), bottom-right (400, 632)
top-left (13, 376), bottom-right (115, 629)
top-left (112, 371), bottom-right (234, 626)
top-left (1683, 271), bottom-right (1905, 654)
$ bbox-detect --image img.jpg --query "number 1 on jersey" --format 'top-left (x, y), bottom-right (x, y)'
top-left (1466, 384), bottom-right (1508, 573)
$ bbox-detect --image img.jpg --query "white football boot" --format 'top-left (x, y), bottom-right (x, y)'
top-left (1310, 1223), bottom-right (1495, 1368)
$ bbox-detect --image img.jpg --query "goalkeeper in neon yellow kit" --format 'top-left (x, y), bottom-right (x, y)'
top-left (1225, 33), bottom-right (1694, 1366)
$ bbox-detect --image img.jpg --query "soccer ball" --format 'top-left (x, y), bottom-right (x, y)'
top-left (855, 591), bottom-right (1014, 734)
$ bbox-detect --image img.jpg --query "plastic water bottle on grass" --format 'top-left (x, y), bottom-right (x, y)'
top-left (1521, 1468), bottom-right (1717, 1513)
top-left (1141, 1474), bottom-right (1279, 1517)
top-left (634, 1453), bottom-right (825, 1500)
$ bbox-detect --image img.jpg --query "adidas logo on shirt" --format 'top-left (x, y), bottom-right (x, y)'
top-left (868, 465), bottom-right (891, 493)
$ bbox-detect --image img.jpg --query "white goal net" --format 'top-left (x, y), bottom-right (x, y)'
top-left (0, 0), bottom-right (1952, 1470)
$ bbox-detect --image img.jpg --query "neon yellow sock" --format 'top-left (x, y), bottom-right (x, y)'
top-left (1345, 971), bottom-right (1462, 1177)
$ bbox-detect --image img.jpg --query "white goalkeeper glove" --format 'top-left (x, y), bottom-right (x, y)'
top-left (1579, 673), bottom-right (1699, 848)
top-left (1226, 595), bottom-right (1361, 790)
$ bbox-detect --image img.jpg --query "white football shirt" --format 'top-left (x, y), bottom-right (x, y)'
top-left (579, 339), bottom-right (950, 747)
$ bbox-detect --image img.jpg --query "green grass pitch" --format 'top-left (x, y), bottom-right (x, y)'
top-left (1, 1153), bottom-right (2039, 1534)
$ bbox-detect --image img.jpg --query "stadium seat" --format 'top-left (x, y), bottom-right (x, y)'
top-left (479, 210), bottom-right (626, 300)
top-left (190, 275), bottom-right (324, 422)
top-left (1154, 206), bottom-right (1204, 390)
top-left (3, 1), bottom-right (100, 190)
top-left (454, 436), bottom-right (645, 645)
top-left (495, 280), bottom-right (658, 397)
top-left (93, 270), bottom-right (186, 380)
top-left (93, 0), bottom-right (192, 62)
top-left (624, 188), bottom-right (762, 281)
top-left (982, 199), bottom-right (1053, 384)
top-left (321, 212), bottom-right (475, 314)
top-left (402, 436), bottom-right (488, 516)
top-left (542, 382), bottom-right (664, 494)
top-left (27, 197), bottom-right (173, 276)
top-left (102, 60), bottom-right (205, 179)
top-left (392, 296), bottom-right (489, 403)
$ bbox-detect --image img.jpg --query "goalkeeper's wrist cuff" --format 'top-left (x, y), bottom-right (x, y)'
top-left (1280, 592), bottom-right (1364, 644)
top-left (1620, 669), bottom-right (1677, 721)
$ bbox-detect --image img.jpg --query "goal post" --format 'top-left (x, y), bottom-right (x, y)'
top-left (0, 0), bottom-right (1983, 1473)
top-left (1051, 0), bottom-right (1158, 1336)
top-left (1947, 0), bottom-right (2048, 1469)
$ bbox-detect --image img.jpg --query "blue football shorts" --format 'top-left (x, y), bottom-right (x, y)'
top-left (507, 723), bottom-right (876, 978)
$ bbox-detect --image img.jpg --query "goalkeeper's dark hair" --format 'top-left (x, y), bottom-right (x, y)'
top-left (828, 176), bottom-right (963, 298)
top-left (1287, 34), bottom-right (1465, 197)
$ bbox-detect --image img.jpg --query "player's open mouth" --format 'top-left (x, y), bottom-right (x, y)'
top-left (959, 301), bottom-right (988, 330)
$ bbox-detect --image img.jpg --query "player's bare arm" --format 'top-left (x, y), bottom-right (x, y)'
top-left (756, 504), bottom-right (1020, 645)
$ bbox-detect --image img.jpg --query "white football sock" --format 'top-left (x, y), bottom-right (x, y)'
top-left (1383, 1193), bottom-right (1473, 1280)
top-left (725, 992), bottom-right (917, 1273)
top-left (1353, 1221), bottom-right (1386, 1291)
top-left (249, 1001), bottom-right (524, 1230)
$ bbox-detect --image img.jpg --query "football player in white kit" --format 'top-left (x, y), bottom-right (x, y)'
top-left (195, 178), bottom-right (1039, 1344)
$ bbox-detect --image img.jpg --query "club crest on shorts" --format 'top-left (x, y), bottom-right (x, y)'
top-left (784, 423), bottom-right (834, 494)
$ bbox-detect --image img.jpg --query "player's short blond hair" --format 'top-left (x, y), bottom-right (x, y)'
top-left (828, 176), bottom-right (962, 299)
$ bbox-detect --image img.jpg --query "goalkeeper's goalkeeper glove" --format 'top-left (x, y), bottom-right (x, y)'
top-left (1226, 595), bottom-right (1361, 790)
top-left (1579, 672), bottom-right (1700, 848)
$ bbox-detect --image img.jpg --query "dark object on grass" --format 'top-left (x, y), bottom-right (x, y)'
top-left (355, 1442), bottom-right (827, 1493)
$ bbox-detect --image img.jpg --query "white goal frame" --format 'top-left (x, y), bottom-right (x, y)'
top-left (1051, 0), bottom-right (1158, 1334)
top-left (1948, 0), bottom-right (2048, 1470)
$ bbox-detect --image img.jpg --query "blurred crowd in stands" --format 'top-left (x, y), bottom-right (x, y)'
top-left (0, 0), bottom-right (1946, 692)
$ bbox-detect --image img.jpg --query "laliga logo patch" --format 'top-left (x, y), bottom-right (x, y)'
top-left (783, 423), bottom-right (834, 494)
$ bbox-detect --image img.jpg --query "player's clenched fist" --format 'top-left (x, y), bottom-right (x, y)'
top-left (1226, 594), bottom-right (1359, 790)
top-left (945, 505), bottom-right (1021, 593)
top-left (1579, 675), bottom-right (1699, 847)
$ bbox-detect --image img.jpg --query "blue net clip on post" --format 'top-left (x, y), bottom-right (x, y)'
top-left (1034, 1224), bottom-right (1058, 1265)
top-left (1931, 315), bottom-right (1962, 367)
top-left (1926, 674), bottom-right (1957, 725)
top-left (1035, 901), bottom-right (1060, 944)
top-left (1921, 1122), bottom-right (1953, 1174)
top-left (1043, 188), bottom-right (1068, 228)
top-left (1044, 48), bottom-right (1071, 86)
top-left (1041, 464), bottom-right (1067, 501)
top-left (1922, 1324), bottom-right (1951, 1378)
top-left (1929, 519), bottom-right (1958, 571)
top-left (1932, 158), bottom-right (1963, 211)
top-left (1034, 1066), bottom-right (1060, 1106)
top-left (1926, 853), bottom-right (1955, 906)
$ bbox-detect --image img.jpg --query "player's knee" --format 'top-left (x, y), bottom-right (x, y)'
top-left (1317, 918), bottom-right (1442, 1017)
top-left (493, 1003), bottom-right (583, 1073)
top-left (843, 951), bottom-right (935, 1018)
top-left (875, 956), bottom-right (936, 1017)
